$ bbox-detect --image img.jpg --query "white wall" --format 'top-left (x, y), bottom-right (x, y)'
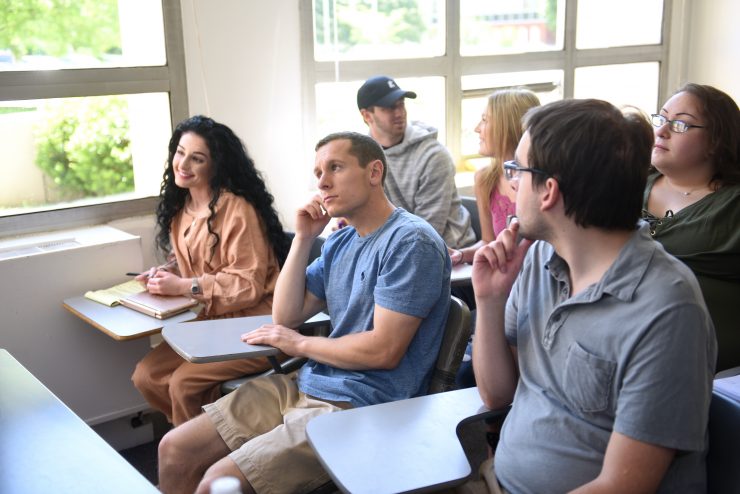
top-left (180, 0), bottom-right (310, 230)
top-left (686, 0), bottom-right (740, 103)
top-left (0, 227), bottom-right (152, 425)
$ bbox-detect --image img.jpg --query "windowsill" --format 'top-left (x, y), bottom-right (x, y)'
top-left (0, 196), bottom-right (158, 240)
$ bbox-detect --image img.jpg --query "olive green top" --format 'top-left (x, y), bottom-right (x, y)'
top-left (643, 173), bottom-right (740, 372)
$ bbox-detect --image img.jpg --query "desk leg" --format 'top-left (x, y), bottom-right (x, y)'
top-left (268, 356), bottom-right (284, 374)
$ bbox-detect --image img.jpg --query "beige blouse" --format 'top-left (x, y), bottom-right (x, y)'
top-left (170, 191), bottom-right (280, 319)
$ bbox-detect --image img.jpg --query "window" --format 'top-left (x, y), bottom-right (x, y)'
top-left (302, 0), bottom-right (674, 188)
top-left (0, 0), bottom-right (188, 236)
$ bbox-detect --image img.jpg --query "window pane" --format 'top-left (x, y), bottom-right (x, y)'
top-left (460, 0), bottom-right (564, 56)
top-left (574, 62), bottom-right (659, 115)
top-left (313, 0), bottom-right (445, 61)
top-left (576, 0), bottom-right (663, 49)
top-left (0, 94), bottom-right (171, 216)
top-left (0, 0), bottom-right (165, 71)
top-left (460, 70), bottom-right (563, 164)
top-left (315, 76), bottom-right (447, 144)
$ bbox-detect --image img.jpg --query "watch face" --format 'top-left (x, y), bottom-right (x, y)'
top-left (191, 278), bottom-right (200, 294)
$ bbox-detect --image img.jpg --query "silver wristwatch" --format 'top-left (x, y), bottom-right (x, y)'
top-left (190, 277), bottom-right (201, 295)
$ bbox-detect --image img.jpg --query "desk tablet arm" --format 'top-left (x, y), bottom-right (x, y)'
top-left (456, 405), bottom-right (511, 459)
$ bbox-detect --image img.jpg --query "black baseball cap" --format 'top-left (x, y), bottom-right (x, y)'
top-left (357, 76), bottom-right (417, 110)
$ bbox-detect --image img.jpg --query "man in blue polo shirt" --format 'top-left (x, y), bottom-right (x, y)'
top-left (472, 99), bottom-right (716, 493)
top-left (157, 131), bottom-right (451, 494)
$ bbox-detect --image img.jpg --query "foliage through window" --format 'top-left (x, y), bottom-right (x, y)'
top-left (313, 0), bottom-right (445, 61)
top-left (305, 0), bottom-right (667, 189)
top-left (0, 0), bottom-right (185, 233)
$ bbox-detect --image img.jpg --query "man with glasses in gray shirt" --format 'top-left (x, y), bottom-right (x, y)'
top-left (472, 99), bottom-right (716, 493)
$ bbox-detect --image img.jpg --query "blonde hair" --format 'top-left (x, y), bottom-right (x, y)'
top-left (478, 88), bottom-right (541, 199)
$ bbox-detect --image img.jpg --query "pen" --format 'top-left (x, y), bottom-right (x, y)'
top-left (126, 272), bottom-right (150, 277)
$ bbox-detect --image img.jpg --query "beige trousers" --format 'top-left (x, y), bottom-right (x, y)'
top-left (131, 341), bottom-right (280, 425)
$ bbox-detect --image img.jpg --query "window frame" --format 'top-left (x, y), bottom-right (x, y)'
top-left (0, 0), bottom-right (188, 237)
top-left (300, 0), bottom-right (689, 166)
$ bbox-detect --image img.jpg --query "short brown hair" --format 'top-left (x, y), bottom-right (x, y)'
top-left (523, 99), bottom-right (653, 230)
top-left (315, 131), bottom-right (388, 184)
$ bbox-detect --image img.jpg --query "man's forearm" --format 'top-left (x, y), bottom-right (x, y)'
top-left (296, 307), bottom-right (421, 370)
top-left (272, 235), bottom-right (315, 327)
top-left (472, 297), bottom-right (518, 409)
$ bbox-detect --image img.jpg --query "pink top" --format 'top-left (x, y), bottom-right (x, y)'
top-left (490, 186), bottom-right (516, 237)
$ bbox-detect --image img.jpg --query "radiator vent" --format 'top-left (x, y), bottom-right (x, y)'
top-left (0, 238), bottom-right (80, 261)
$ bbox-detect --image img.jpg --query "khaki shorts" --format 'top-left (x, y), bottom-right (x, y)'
top-left (203, 373), bottom-right (351, 494)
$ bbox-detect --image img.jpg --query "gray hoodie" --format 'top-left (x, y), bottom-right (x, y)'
top-left (382, 121), bottom-right (475, 249)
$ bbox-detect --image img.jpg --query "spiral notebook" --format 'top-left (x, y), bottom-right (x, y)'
top-left (119, 291), bottom-right (198, 320)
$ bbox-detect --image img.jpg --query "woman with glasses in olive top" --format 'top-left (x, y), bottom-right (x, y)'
top-left (643, 83), bottom-right (740, 372)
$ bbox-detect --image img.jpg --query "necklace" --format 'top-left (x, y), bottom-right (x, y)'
top-left (666, 181), bottom-right (709, 197)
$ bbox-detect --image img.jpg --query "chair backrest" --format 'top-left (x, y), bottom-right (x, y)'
top-left (284, 232), bottom-right (325, 264)
top-left (461, 196), bottom-right (481, 242)
top-left (707, 367), bottom-right (740, 493)
top-left (428, 295), bottom-right (472, 394)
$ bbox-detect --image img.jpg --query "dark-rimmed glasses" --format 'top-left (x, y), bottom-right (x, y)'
top-left (650, 114), bottom-right (705, 133)
top-left (503, 160), bottom-right (550, 182)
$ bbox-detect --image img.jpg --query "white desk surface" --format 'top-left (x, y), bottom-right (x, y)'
top-left (162, 312), bottom-right (331, 363)
top-left (63, 295), bottom-right (198, 341)
top-left (0, 349), bottom-right (159, 493)
top-left (451, 263), bottom-right (473, 287)
top-left (307, 386), bottom-right (489, 494)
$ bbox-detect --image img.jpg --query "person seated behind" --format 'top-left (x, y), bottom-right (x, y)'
top-left (642, 83), bottom-right (740, 372)
top-left (157, 131), bottom-right (452, 494)
top-left (131, 115), bottom-right (290, 426)
top-left (450, 88), bottom-right (540, 265)
top-left (454, 88), bottom-right (540, 389)
top-left (473, 99), bottom-right (716, 493)
top-left (357, 75), bottom-right (476, 250)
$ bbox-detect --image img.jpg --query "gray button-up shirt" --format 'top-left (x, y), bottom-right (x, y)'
top-left (495, 222), bottom-right (717, 493)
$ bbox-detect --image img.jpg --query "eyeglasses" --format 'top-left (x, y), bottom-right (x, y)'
top-left (503, 160), bottom-right (550, 181)
top-left (650, 114), bottom-right (705, 133)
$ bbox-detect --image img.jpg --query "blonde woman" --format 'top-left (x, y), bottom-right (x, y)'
top-left (450, 88), bottom-right (540, 265)
top-left (454, 89), bottom-right (539, 389)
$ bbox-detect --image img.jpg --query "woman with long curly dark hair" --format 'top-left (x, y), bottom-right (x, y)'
top-left (132, 115), bottom-right (291, 425)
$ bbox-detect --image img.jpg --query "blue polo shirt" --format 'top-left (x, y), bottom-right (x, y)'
top-left (297, 208), bottom-right (451, 408)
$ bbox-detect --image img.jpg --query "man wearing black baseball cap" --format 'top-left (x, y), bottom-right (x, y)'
top-left (357, 75), bottom-right (475, 250)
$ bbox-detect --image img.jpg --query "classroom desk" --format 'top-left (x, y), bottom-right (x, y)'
top-left (451, 263), bottom-right (473, 287)
top-left (63, 295), bottom-right (198, 341)
top-left (306, 386), bottom-right (492, 494)
top-left (0, 349), bottom-right (159, 494)
top-left (162, 312), bottom-right (331, 366)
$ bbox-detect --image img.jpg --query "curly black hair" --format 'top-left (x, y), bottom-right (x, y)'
top-left (155, 115), bottom-right (290, 266)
